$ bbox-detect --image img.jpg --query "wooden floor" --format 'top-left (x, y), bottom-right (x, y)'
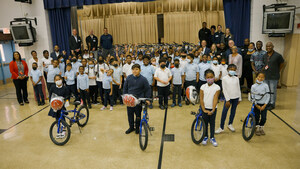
top-left (0, 82), bottom-right (299, 169)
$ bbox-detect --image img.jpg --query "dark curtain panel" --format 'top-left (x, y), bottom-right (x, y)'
top-left (223, 0), bottom-right (251, 47)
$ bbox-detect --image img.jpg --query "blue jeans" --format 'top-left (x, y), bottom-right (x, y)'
top-left (33, 84), bottom-right (44, 104)
top-left (265, 80), bottom-right (278, 106)
top-left (104, 89), bottom-right (113, 107)
top-left (220, 98), bottom-right (239, 129)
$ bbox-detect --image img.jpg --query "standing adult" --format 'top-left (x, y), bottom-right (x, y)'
top-left (209, 25), bottom-right (216, 47)
top-left (86, 30), bottom-right (98, 58)
top-left (50, 45), bottom-right (66, 61)
top-left (228, 46), bottom-right (243, 79)
top-left (221, 28), bottom-right (234, 48)
top-left (100, 28), bottom-right (113, 59)
top-left (214, 25), bottom-right (224, 49)
top-left (263, 42), bottom-right (284, 110)
top-left (241, 42), bottom-right (255, 93)
top-left (69, 29), bottom-right (82, 56)
top-left (9, 51), bottom-right (29, 105)
top-left (251, 41), bottom-right (266, 75)
top-left (198, 22), bottom-right (211, 45)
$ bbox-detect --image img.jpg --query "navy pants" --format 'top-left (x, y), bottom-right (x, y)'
top-left (220, 98), bottom-right (239, 129)
top-left (103, 89), bottom-right (113, 107)
top-left (202, 108), bottom-right (217, 138)
top-left (254, 103), bottom-right (267, 126)
top-left (33, 84), bottom-right (44, 104)
top-left (172, 84), bottom-right (182, 104)
top-left (127, 105), bottom-right (142, 129)
top-left (158, 85), bottom-right (169, 106)
top-left (66, 84), bottom-right (79, 101)
top-left (97, 81), bottom-right (104, 103)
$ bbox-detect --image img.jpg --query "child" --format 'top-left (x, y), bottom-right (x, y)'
top-left (82, 49), bottom-right (89, 59)
top-left (183, 54), bottom-right (199, 105)
top-left (123, 64), bottom-right (151, 134)
top-left (219, 57), bottom-right (228, 101)
top-left (154, 58), bottom-right (172, 110)
top-left (200, 69), bottom-right (220, 147)
top-left (251, 72), bottom-right (270, 136)
top-left (101, 69), bottom-right (114, 111)
top-left (71, 56), bottom-right (82, 73)
top-left (87, 60), bottom-right (97, 104)
top-left (135, 52), bottom-right (144, 66)
top-left (171, 59), bottom-right (184, 107)
top-left (64, 63), bottom-right (79, 101)
top-left (77, 66), bottom-right (91, 109)
top-left (95, 56), bottom-right (109, 104)
top-left (41, 50), bottom-right (52, 82)
top-left (111, 60), bottom-right (123, 105)
top-left (46, 60), bottom-right (61, 93)
top-left (122, 55), bottom-right (133, 79)
top-left (215, 64), bottom-right (241, 134)
top-left (30, 63), bottom-right (45, 106)
top-left (211, 56), bottom-right (222, 88)
top-left (141, 55), bottom-right (155, 109)
top-left (198, 54), bottom-right (211, 89)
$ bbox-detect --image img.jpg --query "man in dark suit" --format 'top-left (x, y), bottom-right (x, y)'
top-left (198, 22), bottom-right (211, 46)
top-left (69, 29), bottom-right (82, 56)
top-left (86, 30), bottom-right (98, 58)
top-left (50, 45), bottom-right (66, 60)
top-left (200, 40), bottom-right (211, 56)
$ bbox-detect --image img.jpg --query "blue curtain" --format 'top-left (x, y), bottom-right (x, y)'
top-left (44, 0), bottom-right (154, 9)
top-left (223, 0), bottom-right (251, 47)
top-left (48, 8), bottom-right (71, 55)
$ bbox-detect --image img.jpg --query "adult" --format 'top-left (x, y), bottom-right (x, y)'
top-left (263, 42), bottom-right (284, 110)
top-left (209, 25), bottom-right (216, 47)
top-left (86, 30), bottom-right (98, 58)
top-left (100, 28), bottom-right (113, 59)
top-left (228, 46), bottom-right (243, 78)
top-left (198, 22), bottom-right (211, 45)
top-left (9, 51), bottom-right (29, 105)
top-left (241, 42), bottom-right (255, 93)
top-left (214, 25), bottom-right (224, 48)
top-left (69, 29), bottom-right (82, 56)
top-left (200, 40), bottom-right (211, 56)
top-left (50, 45), bottom-right (66, 60)
top-left (41, 50), bottom-right (52, 82)
top-left (251, 41), bottom-right (266, 74)
top-left (225, 40), bottom-right (241, 62)
top-left (216, 42), bottom-right (227, 60)
top-left (241, 38), bottom-right (250, 58)
top-left (221, 28), bottom-right (234, 48)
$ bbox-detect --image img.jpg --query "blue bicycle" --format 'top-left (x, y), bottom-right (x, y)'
top-left (242, 92), bottom-right (272, 141)
top-left (191, 108), bottom-right (206, 144)
top-left (138, 98), bottom-right (155, 151)
top-left (49, 101), bottom-right (89, 146)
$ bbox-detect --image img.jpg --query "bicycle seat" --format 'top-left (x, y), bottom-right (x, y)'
top-left (73, 101), bottom-right (81, 106)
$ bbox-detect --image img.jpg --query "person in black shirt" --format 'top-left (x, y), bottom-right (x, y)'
top-left (50, 45), bottom-right (66, 61)
top-left (100, 28), bottom-right (113, 59)
top-left (214, 25), bottom-right (224, 49)
top-left (221, 28), bottom-right (234, 48)
top-left (86, 30), bottom-right (98, 57)
top-left (241, 42), bottom-right (255, 93)
top-left (69, 29), bottom-right (82, 56)
top-left (198, 22), bottom-right (211, 45)
top-left (209, 25), bottom-right (216, 47)
top-left (123, 64), bottom-right (151, 134)
top-left (241, 38), bottom-right (250, 57)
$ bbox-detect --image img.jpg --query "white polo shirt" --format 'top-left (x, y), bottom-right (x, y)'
top-left (122, 63), bottom-right (133, 78)
top-left (154, 67), bottom-right (172, 87)
top-left (200, 83), bottom-right (220, 109)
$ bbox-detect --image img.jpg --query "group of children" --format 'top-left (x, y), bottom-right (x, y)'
top-left (27, 42), bottom-right (270, 145)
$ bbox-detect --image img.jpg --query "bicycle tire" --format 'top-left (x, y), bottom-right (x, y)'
top-left (242, 113), bottom-right (256, 141)
top-left (49, 120), bottom-right (71, 146)
top-left (77, 105), bottom-right (89, 127)
top-left (191, 117), bottom-right (206, 144)
top-left (139, 121), bottom-right (148, 151)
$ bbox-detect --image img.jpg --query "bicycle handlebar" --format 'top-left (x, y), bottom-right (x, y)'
top-left (251, 92), bottom-right (274, 102)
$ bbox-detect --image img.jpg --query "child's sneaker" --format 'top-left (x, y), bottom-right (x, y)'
top-left (110, 106), bottom-right (113, 111)
top-left (210, 138), bottom-right (218, 147)
top-left (56, 133), bottom-right (62, 139)
top-left (260, 126), bottom-right (265, 135)
top-left (101, 106), bottom-right (107, 110)
top-left (171, 103), bottom-right (176, 107)
top-left (215, 128), bottom-right (224, 134)
top-left (178, 103), bottom-right (182, 107)
top-left (227, 124), bottom-right (235, 132)
top-left (201, 137), bottom-right (208, 145)
top-left (255, 125), bottom-right (261, 136)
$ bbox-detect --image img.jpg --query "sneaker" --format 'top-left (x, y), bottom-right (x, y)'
top-left (110, 106), bottom-right (113, 111)
top-left (56, 133), bottom-right (62, 139)
top-left (149, 104), bottom-right (153, 109)
top-left (38, 102), bottom-right (41, 106)
top-left (260, 126), bottom-right (265, 135)
top-left (125, 128), bottom-right (135, 134)
top-left (171, 103), bottom-right (176, 107)
top-left (227, 124), bottom-right (235, 132)
top-left (100, 106), bottom-right (107, 110)
top-left (215, 128), bottom-right (224, 134)
top-left (201, 137), bottom-right (208, 145)
top-left (24, 100), bottom-right (30, 104)
top-left (210, 138), bottom-right (218, 147)
top-left (255, 126), bottom-right (261, 136)
top-left (178, 103), bottom-right (182, 107)
top-left (88, 105), bottom-right (92, 109)
top-left (60, 131), bottom-right (66, 139)
top-left (164, 105), bottom-right (168, 109)
top-left (159, 105), bottom-right (164, 110)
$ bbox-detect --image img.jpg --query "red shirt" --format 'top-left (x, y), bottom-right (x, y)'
top-left (9, 60), bottom-right (28, 79)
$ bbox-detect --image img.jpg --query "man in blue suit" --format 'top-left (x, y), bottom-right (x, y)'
top-left (200, 40), bottom-right (211, 56)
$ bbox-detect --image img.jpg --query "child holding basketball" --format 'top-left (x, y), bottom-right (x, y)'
top-left (200, 69), bottom-right (220, 147)
top-left (251, 72), bottom-right (270, 136)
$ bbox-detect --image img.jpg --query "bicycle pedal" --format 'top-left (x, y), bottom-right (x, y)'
top-left (190, 111), bottom-right (196, 115)
top-left (149, 127), bottom-right (155, 131)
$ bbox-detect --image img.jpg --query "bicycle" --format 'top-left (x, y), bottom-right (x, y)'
top-left (242, 92), bottom-right (272, 141)
top-left (190, 108), bottom-right (206, 144)
top-left (49, 100), bottom-right (89, 146)
top-left (138, 98), bottom-right (155, 151)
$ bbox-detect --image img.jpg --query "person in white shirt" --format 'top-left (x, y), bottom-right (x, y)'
top-left (171, 59), bottom-right (184, 107)
top-left (41, 50), bottom-right (52, 82)
top-left (200, 69), bottom-right (220, 147)
top-left (219, 57), bottom-right (228, 101)
top-left (123, 55), bottom-right (133, 80)
top-left (82, 49), bottom-right (89, 59)
top-left (215, 64), bottom-right (241, 134)
top-left (111, 60), bottom-right (123, 105)
top-left (154, 58), bottom-right (172, 110)
top-left (95, 56), bottom-right (109, 104)
top-left (87, 60), bottom-right (97, 105)
top-left (179, 53), bottom-right (188, 69)
top-left (211, 56), bottom-right (222, 88)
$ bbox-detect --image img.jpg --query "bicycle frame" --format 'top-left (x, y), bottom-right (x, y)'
top-left (194, 108), bottom-right (204, 131)
top-left (245, 103), bottom-right (256, 127)
top-left (140, 104), bottom-right (149, 134)
top-left (56, 106), bottom-right (86, 133)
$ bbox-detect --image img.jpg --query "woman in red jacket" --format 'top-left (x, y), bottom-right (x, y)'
top-left (9, 51), bottom-right (29, 105)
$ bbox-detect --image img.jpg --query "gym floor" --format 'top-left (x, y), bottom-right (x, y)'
top-left (0, 83), bottom-right (299, 169)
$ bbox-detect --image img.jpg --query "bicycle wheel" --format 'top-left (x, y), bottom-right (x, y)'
top-left (191, 117), bottom-right (206, 144)
top-left (242, 113), bottom-right (256, 141)
top-left (139, 121), bottom-right (148, 151)
top-left (77, 105), bottom-right (89, 127)
top-left (49, 120), bottom-right (71, 146)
